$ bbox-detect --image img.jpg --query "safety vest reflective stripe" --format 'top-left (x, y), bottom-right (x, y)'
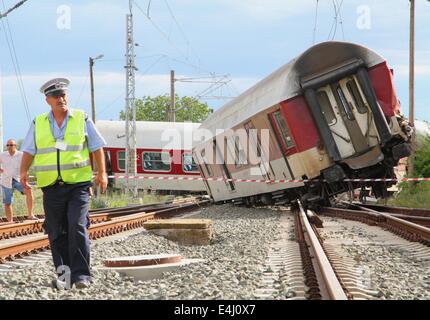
top-left (36, 144), bottom-right (87, 155)
top-left (33, 159), bottom-right (91, 172)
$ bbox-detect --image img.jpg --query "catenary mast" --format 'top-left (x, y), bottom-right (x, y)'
top-left (124, 0), bottom-right (138, 197)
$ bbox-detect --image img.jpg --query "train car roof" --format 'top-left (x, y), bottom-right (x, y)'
top-left (96, 120), bottom-right (201, 150)
top-left (197, 41), bottom-right (386, 143)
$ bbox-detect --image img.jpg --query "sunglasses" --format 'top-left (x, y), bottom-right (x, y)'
top-left (6, 144), bottom-right (16, 147)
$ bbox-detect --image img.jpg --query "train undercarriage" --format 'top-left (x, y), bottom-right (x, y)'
top-left (228, 136), bottom-right (411, 211)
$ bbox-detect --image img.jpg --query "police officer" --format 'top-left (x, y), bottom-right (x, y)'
top-left (20, 78), bottom-right (108, 289)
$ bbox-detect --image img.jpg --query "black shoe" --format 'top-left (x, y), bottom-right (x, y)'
top-left (74, 279), bottom-right (91, 289)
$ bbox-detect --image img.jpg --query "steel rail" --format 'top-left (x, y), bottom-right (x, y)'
top-left (352, 205), bottom-right (430, 242)
top-left (298, 203), bottom-right (348, 300)
top-left (379, 214), bottom-right (430, 227)
top-left (348, 202), bottom-right (430, 227)
top-left (0, 197), bottom-right (194, 223)
top-left (0, 198), bottom-right (203, 240)
top-left (354, 202), bottom-right (430, 218)
top-left (0, 235), bottom-right (49, 259)
top-left (321, 206), bottom-right (430, 244)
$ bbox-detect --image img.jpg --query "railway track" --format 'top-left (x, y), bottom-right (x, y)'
top-left (0, 198), bottom-right (198, 241)
top-left (0, 198), bottom-right (184, 224)
top-left (0, 197), bottom-right (210, 263)
top-left (321, 204), bottom-right (430, 245)
top-left (292, 203), bottom-right (348, 300)
top-left (350, 202), bottom-right (430, 227)
top-left (1, 197), bottom-right (428, 300)
top-left (284, 201), bottom-right (430, 300)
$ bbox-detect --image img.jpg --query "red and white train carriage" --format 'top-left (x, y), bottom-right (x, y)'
top-left (96, 120), bottom-right (206, 193)
top-left (192, 41), bottom-right (412, 207)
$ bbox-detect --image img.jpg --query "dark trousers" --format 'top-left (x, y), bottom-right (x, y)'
top-left (42, 182), bottom-right (92, 284)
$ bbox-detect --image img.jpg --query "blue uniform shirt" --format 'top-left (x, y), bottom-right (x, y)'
top-left (21, 110), bottom-right (107, 156)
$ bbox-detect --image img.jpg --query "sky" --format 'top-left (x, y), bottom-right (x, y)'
top-left (0, 0), bottom-right (429, 142)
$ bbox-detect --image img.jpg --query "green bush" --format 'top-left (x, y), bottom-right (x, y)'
top-left (414, 136), bottom-right (430, 178)
top-left (387, 134), bottom-right (430, 209)
top-left (388, 181), bottom-right (430, 208)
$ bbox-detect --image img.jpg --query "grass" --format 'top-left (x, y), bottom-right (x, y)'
top-left (0, 187), bottom-right (169, 218)
top-left (0, 188), bottom-right (45, 218)
top-left (90, 188), bottom-right (169, 209)
top-left (386, 181), bottom-right (430, 209)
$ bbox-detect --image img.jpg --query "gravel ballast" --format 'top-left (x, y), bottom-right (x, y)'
top-left (0, 204), bottom-right (285, 300)
top-left (318, 217), bottom-right (430, 300)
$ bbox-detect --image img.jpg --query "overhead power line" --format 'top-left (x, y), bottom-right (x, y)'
top-left (0, 0), bottom-right (28, 19)
top-left (312, 0), bottom-right (319, 44)
top-left (328, 0), bottom-right (345, 41)
top-left (1, 0), bottom-right (31, 124)
top-left (133, 1), bottom-right (236, 106)
top-left (336, 0), bottom-right (345, 40)
top-left (133, 0), bottom-right (190, 61)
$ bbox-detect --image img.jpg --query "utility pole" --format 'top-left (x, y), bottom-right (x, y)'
top-left (408, 0), bottom-right (415, 180)
top-left (170, 70), bottom-right (175, 122)
top-left (0, 70), bottom-right (3, 214)
top-left (89, 54), bottom-right (104, 123)
top-left (0, 71), bottom-right (3, 154)
top-left (124, 0), bottom-right (138, 197)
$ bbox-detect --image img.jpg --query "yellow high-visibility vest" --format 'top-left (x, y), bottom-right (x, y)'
top-left (33, 109), bottom-right (93, 187)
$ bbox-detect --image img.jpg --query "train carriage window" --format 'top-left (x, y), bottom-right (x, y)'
top-left (117, 151), bottom-right (126, 171)
top-left (346, 80), bottom-right (367, 114)
top-left (272, 111), bottom-right (295, 149)
top-left (336, 85), bottom-right (355, 121)
top-left (316, 91), bottom-right (337, 126)
top-left (182, 153), bottom-right (199, 172)
top-left (142, 152), bottom-right (171, 172)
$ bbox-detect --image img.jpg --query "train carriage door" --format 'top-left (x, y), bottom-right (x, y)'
top-left (316, 83), bottom-right (369, 159)
top-left (213, 139), bottom-right (236, 191)
top-left (194, 150), bottom-right (213, 195)
top-left (338, 75), bottom-right (380, 148)
top-left (331, 83), bottom-right (368, 153)
top-left (244, 121), bottom-right (274, 180)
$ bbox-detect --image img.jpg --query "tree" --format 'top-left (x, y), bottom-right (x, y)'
top-left (414, 135), bottom-right (430, 178)
top-left (119, 95), bottom-right (213, 123)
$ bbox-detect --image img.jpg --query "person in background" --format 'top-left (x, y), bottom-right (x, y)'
top-left (0, 139), bottom-right (36, 222)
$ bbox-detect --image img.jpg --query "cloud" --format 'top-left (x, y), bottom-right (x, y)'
top-left (0, 71), bottom-right (260, 113)
top-left (372, 49), bottom-right (430, 79)
top-left (177, 0), bottom-right (316, 25)
top-left (392, 65), bottom-right (430, 77)
top-left (220, 0), bottom-right (316, 21)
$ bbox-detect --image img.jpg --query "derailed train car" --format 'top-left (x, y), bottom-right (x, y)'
top-left (192, 41), bottom-right (412, 207)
